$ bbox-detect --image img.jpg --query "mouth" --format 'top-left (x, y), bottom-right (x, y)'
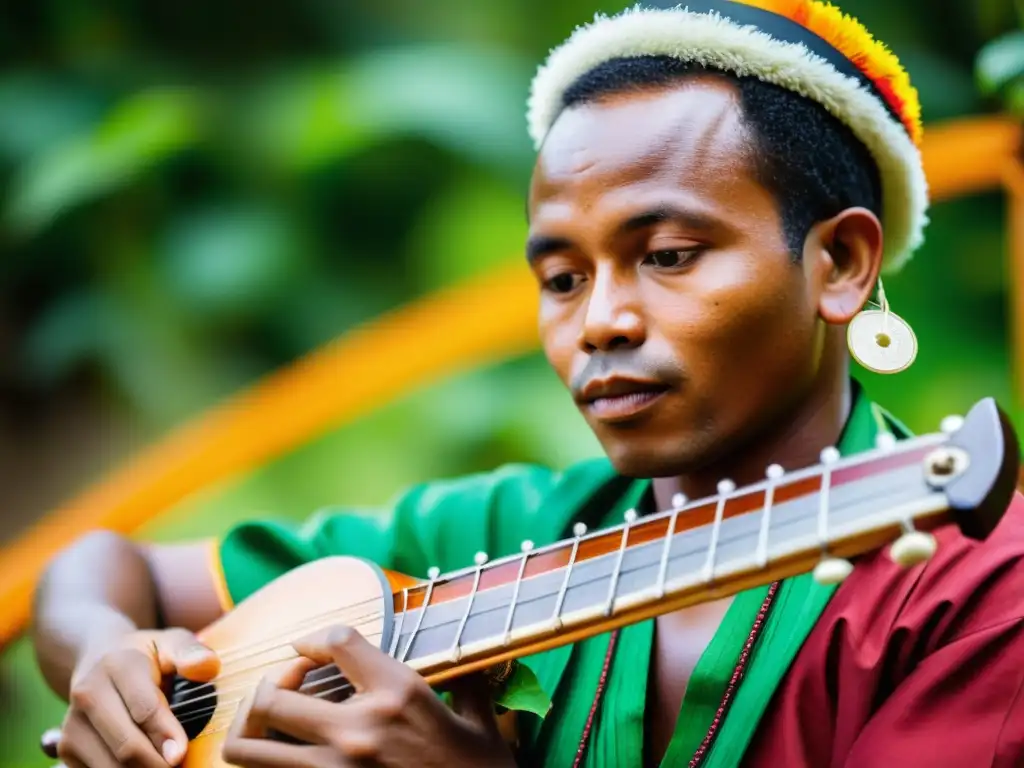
top-left (576, 378), bottom-right (670, 423)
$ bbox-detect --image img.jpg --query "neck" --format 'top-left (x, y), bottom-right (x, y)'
top-left (654, 357), bottom-right (852, 509)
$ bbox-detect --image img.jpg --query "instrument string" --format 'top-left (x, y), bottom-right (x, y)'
top-left (171, 531), bottom-right (732, 720)
top-left (170, 549), bottom-right (653, 716)
top-left (175, 660), bottom-right (364, 729)
top-left (170, 617), bottom-right (384, 715)
top-left (214, 597), bottom-right (385, 663)
top-left (170, 463), bottom-right (926, 727)
top-left (193, 679), bottom-right (362, 741)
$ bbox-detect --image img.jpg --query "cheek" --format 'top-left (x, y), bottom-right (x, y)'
top-left (539, 302), bottom-right (580, 385)
top-left (656, 261), bottom-right (813, 370)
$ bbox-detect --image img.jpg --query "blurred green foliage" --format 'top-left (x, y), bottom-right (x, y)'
top-left (0, 0), bottom-right (1021, 764)
top-left (976, 0), bottom-right (1024, 112)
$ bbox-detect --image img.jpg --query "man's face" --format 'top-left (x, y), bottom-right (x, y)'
top-left (528, 78), bottom-right (825, 478)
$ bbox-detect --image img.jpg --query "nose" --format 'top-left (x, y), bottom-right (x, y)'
top-left (578, 266), bottom-right (645, 353)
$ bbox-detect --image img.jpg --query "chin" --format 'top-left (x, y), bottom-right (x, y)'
top-left (600, 438), bottom-right (704, 479)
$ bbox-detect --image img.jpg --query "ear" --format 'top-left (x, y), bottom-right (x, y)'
top-left (803, 207), bottom-right (883, 325)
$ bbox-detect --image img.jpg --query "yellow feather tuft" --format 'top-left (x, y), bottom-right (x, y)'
top-left (729, 0), bottom-right (923, 145)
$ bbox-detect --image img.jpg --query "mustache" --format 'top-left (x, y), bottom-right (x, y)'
top-left (569, 350), bottom-right (684, 395)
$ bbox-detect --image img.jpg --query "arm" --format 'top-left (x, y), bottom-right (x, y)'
top-left (31, 530), bottom-right (225, 698)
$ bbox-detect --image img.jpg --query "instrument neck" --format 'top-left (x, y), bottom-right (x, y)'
top-left (380, 431), bottom-right (950, 683)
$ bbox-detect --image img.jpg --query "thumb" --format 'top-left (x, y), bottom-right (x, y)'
top-left (447, 674), bottom-right (501, 735)
top-left (153, 628), bottom-right (221, 682)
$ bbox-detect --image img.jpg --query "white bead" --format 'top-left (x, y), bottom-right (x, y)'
top-left (766, 464), bottom-right (785, 480)
top-left (427, 566), bottom-right (441, 580)
top-left (624, 508), bottom-right (638, 523)
top-left (812, 557), bottom-right (854, 585)
top-left (717, 479), bottom-right (736, 495)
top-left (940, 415), bottom-right (964, 434)
top-left (520, 539), bottom-right (535, 553)
top-left (820, 446), bottom-right (841, 464)
top-left (474, 551), bottom-right (489, 566)
top-left (889, 531), bottom-right (937, 568)
top-left (573, 522), bottom-right (588, 537)
top-left (671, 493), bottom-right (687, 508)
top-left (875, 433), bottom-right (897, 451)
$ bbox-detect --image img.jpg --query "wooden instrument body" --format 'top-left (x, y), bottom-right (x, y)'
top-left (181, 557), bottom-right (403, 768)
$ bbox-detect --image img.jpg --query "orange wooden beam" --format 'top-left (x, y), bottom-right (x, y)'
top-left (0, 114), bottom-right (1019, 650)
top-left (921, 115), bottom-right (1020, 203)
top-left (0, 263), bottom-right (540, 648)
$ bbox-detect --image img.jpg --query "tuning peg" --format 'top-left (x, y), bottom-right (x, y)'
top-left (820, 446), bottom-right (841, 464)
top-left (940, 414), bottom-right (965, 434)
top-left (813, 556), bottom-right (854, 585)
top-left (889, 531), bottom-right (937, 567)
top-left (875, 432), bottom-right (897, 451)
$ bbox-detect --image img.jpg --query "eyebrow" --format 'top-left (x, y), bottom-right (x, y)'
top-left (525, 234), bottom-right (573, 264)
top-left (525, 205), bottom-right (720, 263)
top-left (621, 205), bottom-right (719, 234)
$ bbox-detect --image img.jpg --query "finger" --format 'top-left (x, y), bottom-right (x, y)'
top-left (82, 674), bottom-right (167, 768)
top-left (294, 626), bottom-right (403, 693)
top-left (265, 656), bottom-right (322, 693)
top-left (222, 739), bottom-right (345, 768)
top-left (225, 659), bottom-right (322, 747)
top-left (228, 687), bottom-right (266, 744)
top-left (152, 628), bottom-right (221, 682)
top-left (110, 647), bottom-right (189, 766)
top-left (247, 678), bottom-right (362, 747)
top-left (58, 714), bottom-right (120, 768)
top-left (447, 674), bottom-right (501, 735)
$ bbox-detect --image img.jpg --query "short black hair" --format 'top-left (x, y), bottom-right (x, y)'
top-left (560, 55), bottom-right (882, 258)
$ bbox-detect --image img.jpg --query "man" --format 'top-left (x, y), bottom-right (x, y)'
top-left (30, 1), bottom-right (1024, 766)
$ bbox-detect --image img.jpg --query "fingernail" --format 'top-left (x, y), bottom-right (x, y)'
top-left (182, 645), bottom-right (211, 662)
top-left (163, 739), bottom-right (184, 765)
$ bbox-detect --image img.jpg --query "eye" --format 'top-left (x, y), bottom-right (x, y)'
top-left (542, 272), bottom-right (585, 294)
top-left (642, 249), bottom-right (701, 269)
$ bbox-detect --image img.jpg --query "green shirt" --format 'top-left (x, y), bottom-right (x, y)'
top-left (216, 382), bottom-right (909, 766)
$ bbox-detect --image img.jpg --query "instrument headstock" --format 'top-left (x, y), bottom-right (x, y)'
top-left (937, 397), bottom-right (1020, 540)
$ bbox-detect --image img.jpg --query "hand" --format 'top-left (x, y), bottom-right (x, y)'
top-left (222, 626), bottom-right (518, 768)
top-left (58, 628), bottom-right (220, 768)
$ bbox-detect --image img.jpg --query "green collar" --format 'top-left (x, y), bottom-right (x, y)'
top-left (500, 381), bottom-right (911, 762)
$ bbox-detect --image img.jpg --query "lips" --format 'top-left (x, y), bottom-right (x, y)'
top-left (576, 378), bottom-right (670, 422)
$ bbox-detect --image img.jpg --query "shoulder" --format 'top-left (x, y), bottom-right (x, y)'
top-left (831, 491), bottom-right (1024, 651)
top-left (313, 457), bottom-right (620, 567)
top-left (397, 457), bottom-right (621, 557)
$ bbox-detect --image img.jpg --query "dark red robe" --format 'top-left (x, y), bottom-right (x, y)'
top-left (746, 492), bottom-right (1024, 767)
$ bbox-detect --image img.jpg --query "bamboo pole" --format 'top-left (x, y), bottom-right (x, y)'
top-left (0, 114), bottom-right (1019, 650)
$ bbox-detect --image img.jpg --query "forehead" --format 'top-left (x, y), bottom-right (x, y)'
top-left (529, 78), bottom-right (762, 217)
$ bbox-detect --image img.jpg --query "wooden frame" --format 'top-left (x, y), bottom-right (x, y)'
top-left (0, 115), bottom-right (1020, 651)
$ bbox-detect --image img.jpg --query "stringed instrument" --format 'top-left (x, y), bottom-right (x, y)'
top-left (42, 397), bottom-right (1021, 767)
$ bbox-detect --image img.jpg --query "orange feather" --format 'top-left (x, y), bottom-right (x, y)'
top-left (729, 0), bottom-right (923, 145)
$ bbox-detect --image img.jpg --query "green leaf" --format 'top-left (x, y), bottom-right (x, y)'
top-left (0, 74), bottom-right (102, 161)
top-left (493, 662), bottom-right (552, 719)
top-left (975, 30), bottom-right (1024, 95)
top-left (406, 171), bottom-right (526, 292)
top-left (245, 44), bottom-right (533, 175)
top-left (158, 203), bottom-right (307, 322)
top-left (4, 87), bottom-right (208, 236)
